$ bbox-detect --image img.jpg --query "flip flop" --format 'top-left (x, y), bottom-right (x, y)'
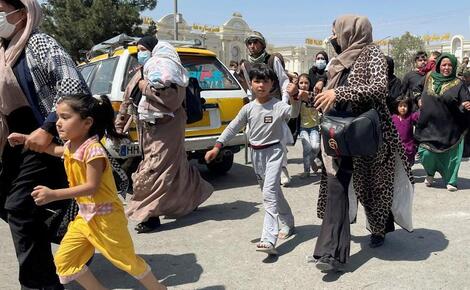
top-left (278, 226), bottom-right (295, 240)
top-left (256, 241), bottom-right (278, 255)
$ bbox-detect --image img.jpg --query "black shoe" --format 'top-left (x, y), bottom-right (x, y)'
top-left (315, 255), bottom-right (344, 272)
top-left (135, 216), bottom-right (161, 233)
top-left (369, 234), bottom-right (385, 248)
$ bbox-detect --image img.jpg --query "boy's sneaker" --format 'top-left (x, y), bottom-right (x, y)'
top-left (424, 176), bottom-right (434, 187)
top-left (446, 184), bottom-right (458, 192)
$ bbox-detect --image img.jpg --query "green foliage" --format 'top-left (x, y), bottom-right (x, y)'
top-left (41, 0), bottom-right (156, 60)
top-left (389, 32), bottom-right (426, 78)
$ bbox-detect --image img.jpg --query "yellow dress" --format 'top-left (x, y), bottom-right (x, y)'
top-left (54, 136), bottom-right (149, 284)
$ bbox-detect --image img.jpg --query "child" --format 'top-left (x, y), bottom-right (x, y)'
top-left (391, 96), bottom-right (420, 166)
top-left (297, 74), bottom-right (322, 178)
top-left (205, 64), bottom-right (300, 255)
top-left (8, 95), bottom-right (165, 290)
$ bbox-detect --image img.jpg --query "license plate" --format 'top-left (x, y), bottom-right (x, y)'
top-left (119, 144), bottom-right (141, 157)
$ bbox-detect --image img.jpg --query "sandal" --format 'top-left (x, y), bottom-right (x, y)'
top-left (256, 241), bottom-right (278, 255)
top-left (278, 226), bottom-right (295, 240)
top-left (135, 217), bottom-right (161, 233)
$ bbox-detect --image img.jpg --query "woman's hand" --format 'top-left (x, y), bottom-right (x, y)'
top-left (314, 80), bottom-right (324, 95)
top-left (314, 89), bottom-right (336, 113)
top-left (31, 185), bottom-right (58, 206)
top-left (462, 101), bottom-right (470, 111)
top-left (298, 90), bottom-right (311, 102)
top-left (24, 128), bottom-right (53, 153)
top-left (205, 147), bottom-right (220, 163)
top-left (7, 133), bottom-right (28, 147)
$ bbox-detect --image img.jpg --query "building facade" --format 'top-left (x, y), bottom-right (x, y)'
top-left (144, 13), bottom-right (470, 73)
top-left (142, 12), bottom-right (326, 73)
top-left (143, 12), bottom-right (252, 66)
top-left (425, 35), bottom-right (470, 61)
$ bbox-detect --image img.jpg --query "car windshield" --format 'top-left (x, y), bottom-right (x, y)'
top-left (180, 55), bottom-right (240, 90)
top-left (79, 57), bottom-right (119, 95)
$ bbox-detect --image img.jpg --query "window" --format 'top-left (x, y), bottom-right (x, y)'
top-left (121, 55), bottom-right (141, 92)
top-left (180, 55), bottom-right (240, 90)
top-left (79, 64), bottom-right (97, 84)
top-left (79, 57), bottom-right (119, 95)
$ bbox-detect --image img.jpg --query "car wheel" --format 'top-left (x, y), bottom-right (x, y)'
top-left (206, 150), bottom-right (234, 174)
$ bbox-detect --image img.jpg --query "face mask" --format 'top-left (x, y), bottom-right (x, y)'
top-left (0, 10), bottom-right (21, 39)
top-left (330, 37), bottom-right (342, 55)
top-left (315, 59), bottom-right (326, 70)
top-left (137, 51), bottom-right (151, 65)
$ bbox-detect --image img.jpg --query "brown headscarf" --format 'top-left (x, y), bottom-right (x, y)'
top-left (326, 15), bottom-right (373, 90)
top-left (0, 0), bottom-right (42, 155)
top-left (322, 15), bottom-right (373, 175)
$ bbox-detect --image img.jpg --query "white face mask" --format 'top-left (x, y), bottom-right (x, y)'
top-left (315, 59), bottom-right (327, 70)
top-left (0, 9), bottom-right (21, 39)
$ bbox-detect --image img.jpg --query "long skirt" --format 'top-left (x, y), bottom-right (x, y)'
top-left (126, 107), bottom-right (214, 222)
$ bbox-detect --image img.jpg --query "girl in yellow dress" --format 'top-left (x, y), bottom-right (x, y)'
top-left (8, 94), bottom-right (165, 290)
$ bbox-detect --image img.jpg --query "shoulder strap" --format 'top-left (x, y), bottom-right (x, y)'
top-left (241, 62), bottom-right (252, 92)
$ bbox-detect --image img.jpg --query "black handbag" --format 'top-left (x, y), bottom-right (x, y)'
top-left (320, 108), bottom-right (382, 157)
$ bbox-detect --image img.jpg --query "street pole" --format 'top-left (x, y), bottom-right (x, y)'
top-left (174, 0), bottom-right (178, 40)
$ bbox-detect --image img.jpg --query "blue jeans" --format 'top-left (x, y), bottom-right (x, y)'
top-left (299, 127), bottom-right (321, 173)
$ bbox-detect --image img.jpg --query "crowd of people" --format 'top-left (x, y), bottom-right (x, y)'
top-left (1, 0), bottom-right (470, 288)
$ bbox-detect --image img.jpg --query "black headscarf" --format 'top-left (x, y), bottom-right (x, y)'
top-left (137, 36), bottom-right (158, 52)
top-left (316, 51), bottom-right (329, 65)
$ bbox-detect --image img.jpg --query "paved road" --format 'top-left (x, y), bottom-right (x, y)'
top-left (1, 143), bottom-right (469, 289)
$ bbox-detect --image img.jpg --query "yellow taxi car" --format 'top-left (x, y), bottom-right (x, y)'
top-left (78, 35), bottom-right (247, 173)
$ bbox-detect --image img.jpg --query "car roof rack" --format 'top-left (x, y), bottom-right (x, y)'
top-left (89, 34), bottom-right (140, 56)
top-left (87, 34), bottom-right (203, 59)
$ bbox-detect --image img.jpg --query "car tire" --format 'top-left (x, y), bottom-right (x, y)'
top-left (206, 150), bottom-right (234, 174)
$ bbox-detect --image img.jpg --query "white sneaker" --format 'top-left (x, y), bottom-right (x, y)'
top-left (446, 184), bottom-right (458, 192)
top-left (281, 167), bottom-right (291, 187)
top-left (424, 176), bottom-right (434, 187)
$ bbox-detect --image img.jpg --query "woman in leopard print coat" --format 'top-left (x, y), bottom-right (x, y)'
top-left (311, 15), bottom-right (414, 270)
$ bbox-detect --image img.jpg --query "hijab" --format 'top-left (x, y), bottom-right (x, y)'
top-left (325, 15), bottom-right (373, 90)
top-left (137, 35), bottom-right (158, 52)
top-left (430, 53), bottom-right (458, 95)
top-left (0, 0), bottom-right (42, 155)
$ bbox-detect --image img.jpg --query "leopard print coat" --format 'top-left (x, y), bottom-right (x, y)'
top-left (317, 44), bottom-right (414, 235)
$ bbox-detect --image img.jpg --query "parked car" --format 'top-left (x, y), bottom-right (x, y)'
top-left (78, 35), bottom-right (247, 174)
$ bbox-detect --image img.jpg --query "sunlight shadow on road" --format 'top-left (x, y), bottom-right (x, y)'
top-left (65, 253), bottom-right (203, 289)
top-left (348, 228), bottom-right (449, 272)
top-left (276, 224), bottom-right (321, 258)
top-left (158, 200), bottom-right (261, 232)
top-left (198, 162), bottom-right (259, 191)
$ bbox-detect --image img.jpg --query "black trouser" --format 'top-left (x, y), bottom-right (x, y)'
top-left (0, 108), bottom-right (67, 289)
top-left (314, 157), bottom-right (353, 264)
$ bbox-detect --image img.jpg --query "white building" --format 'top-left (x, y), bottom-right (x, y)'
top-left (143, 12), bottom-right (326, 73)
top-left (270, 44), bottom-right (330, 74)
top-left (143, 12), bottom-right (252, 66)
top-left (426, 35), bottom-right (470, 61)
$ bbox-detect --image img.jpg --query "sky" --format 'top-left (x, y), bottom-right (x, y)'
top-left (142, 0), bottom-right (470, 46)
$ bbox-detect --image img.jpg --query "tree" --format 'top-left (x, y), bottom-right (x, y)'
top-left (145, 20), bottom-right (157, 36)
top-left (389, 32), bottom-right (426, 79)
top-left (41, 0), bottom-right (156, 60)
